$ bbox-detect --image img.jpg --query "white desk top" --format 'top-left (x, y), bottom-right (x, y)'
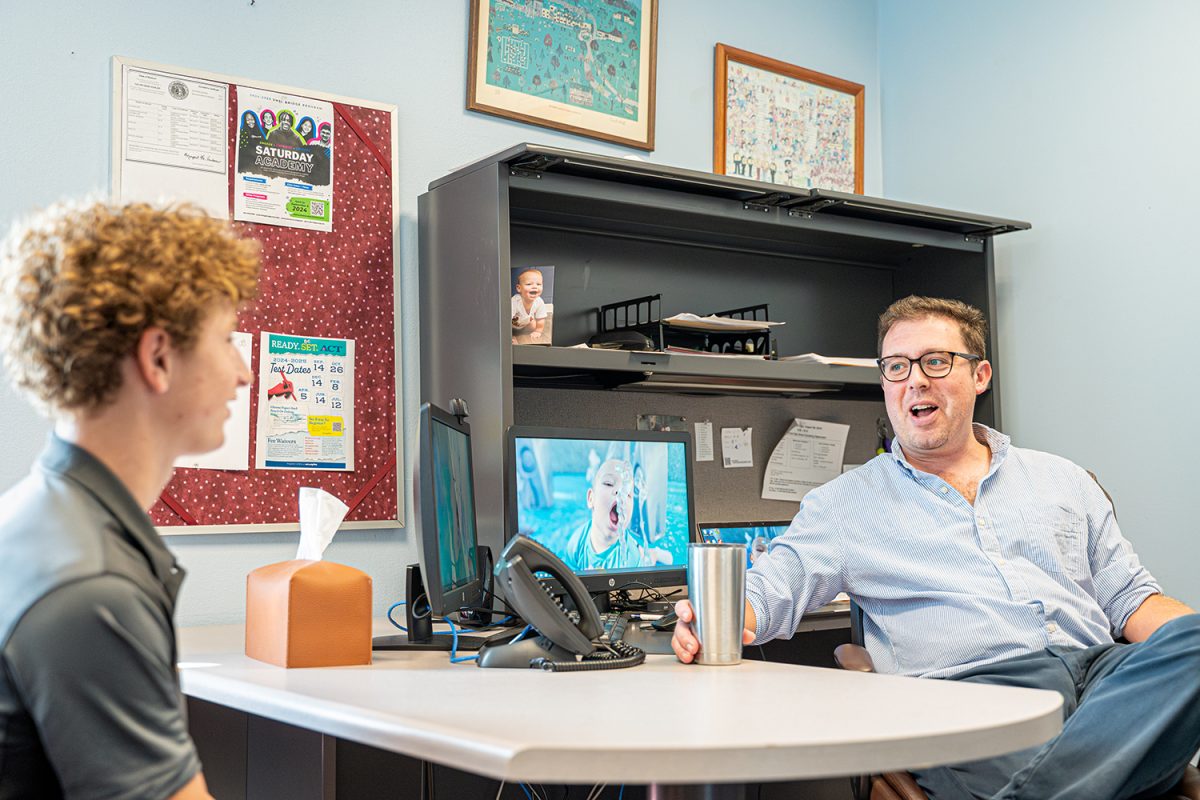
top-left (179, 624), bottom-right (1062, 785)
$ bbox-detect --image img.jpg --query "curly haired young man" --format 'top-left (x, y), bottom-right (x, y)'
top-left (0, 201), bottom-right (259, 799)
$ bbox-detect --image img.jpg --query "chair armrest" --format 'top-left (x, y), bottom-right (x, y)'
top-left (876, 771), bottom-right (930, 800)
top-left (834, 643), bottom-right (876, 672)
top-left (1168, 764), bottom-right (1200, 800)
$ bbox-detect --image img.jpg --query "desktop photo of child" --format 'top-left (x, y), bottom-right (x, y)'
top-left (510, 265), bottom-right (554, 345)
top-left (514, 438), bottom-right (689, 574)
top-left (700, 524), bottom-right (789, 568)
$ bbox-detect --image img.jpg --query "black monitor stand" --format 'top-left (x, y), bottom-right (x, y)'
top-left (371, 564), bottom-right (492, 652)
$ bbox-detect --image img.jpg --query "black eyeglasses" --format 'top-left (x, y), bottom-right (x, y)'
top-left (877, 351), bottom-right (980, 382)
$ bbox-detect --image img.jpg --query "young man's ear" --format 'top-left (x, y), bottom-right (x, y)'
top-left (133, 326), bottom-right (174, 394)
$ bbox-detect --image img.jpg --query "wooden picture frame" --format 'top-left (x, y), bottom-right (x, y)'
top-left (467, 0), bottom-right (658, 151)
top-left (714, 43), bottom-right (864, 193)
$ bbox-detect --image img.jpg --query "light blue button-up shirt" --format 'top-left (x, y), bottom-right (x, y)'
top-left (745, 424), bottom-right (1160, 678)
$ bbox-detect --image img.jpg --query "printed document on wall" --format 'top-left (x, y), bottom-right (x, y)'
top-left (761, 419), bottom-right (849, 501)
top-left (234, 86), bottom-right (334, 231)
top-left (256, 332), bottom-right (355, 471)
top-left (119, 66), bottom-right (228, 218)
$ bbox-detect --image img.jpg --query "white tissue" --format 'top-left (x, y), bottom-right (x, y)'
top-left (295, 487), bottom-right (350, 561)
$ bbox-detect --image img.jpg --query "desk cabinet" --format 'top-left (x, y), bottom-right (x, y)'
top-left (418, 144), bottom-right (1028, 556)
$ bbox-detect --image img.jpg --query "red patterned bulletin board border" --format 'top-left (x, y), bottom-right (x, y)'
top-left (148, 83), bottom-right (398, 530)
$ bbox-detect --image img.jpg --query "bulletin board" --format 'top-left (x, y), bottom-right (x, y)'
top-left (111, 57), bottom-right (402, 534)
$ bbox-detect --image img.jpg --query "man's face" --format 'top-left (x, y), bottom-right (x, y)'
top-left (320, 128), bottom-right (331, 145)
top-left (280, 114), bottom-right (293, 130)
top-left (587, 459), bottom-right (634, 544)
top-left (166, 303), bottom-right (251, 456)
top-left (516, 271), bottom-right (542, 301)
top-left (880, 316), bottom-right (991, 459)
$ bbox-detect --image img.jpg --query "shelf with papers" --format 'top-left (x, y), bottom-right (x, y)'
top-left (511, 345), bottom-right (881, 396)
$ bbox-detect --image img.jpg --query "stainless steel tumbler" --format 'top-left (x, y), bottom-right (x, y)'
top-left (687, 543), bottom-right (746, 665)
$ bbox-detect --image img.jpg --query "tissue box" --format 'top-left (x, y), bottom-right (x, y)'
top-left (245, 560), bottom-right (372, 668)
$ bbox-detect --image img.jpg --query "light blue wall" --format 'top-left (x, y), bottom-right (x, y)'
top-left (0, 1), bottom-right (881, 625)
top-left (878, 1), bottom-right (1200, 606)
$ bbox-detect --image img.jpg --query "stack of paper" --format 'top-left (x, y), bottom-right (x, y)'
top-left (778, 353), bottom-right (878, 368)
top-left (663, 313), bottom-right (786, 332)
top-left (662, 345), bottom-right (769, 358)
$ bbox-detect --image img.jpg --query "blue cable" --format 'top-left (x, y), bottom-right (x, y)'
top-left (443, 617), bottom-right (477, 663)
top-left (389, 603), bottom-right (513, 663)
top-left (511, 624), bottom-right (534, 644)
top-left (618, 784), bottom-right (625, 799)
top-left (386, 601), bottom-right (407, 632)
top-left (518, 784), bottom-right (533, 800)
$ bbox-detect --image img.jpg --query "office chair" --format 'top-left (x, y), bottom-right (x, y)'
top-left (832, 475), bottom-right (1200, 800)
top-left (834, 605), bottom-right (1200, 800)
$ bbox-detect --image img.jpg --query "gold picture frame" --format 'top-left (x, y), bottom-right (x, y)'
top-left (714, 43), bottom-right (864, 192)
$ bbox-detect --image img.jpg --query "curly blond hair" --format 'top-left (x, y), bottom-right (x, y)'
top-left (0, 200), bottom-right (260, 414)
top-left (877, 295), bottom-right (987, 359)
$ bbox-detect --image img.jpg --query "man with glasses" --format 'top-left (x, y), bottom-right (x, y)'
top-left (673, 296), bottom-right (1200, 800)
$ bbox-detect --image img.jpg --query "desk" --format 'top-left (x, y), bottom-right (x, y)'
top-left (180, 624), bottom-right (1061, 799)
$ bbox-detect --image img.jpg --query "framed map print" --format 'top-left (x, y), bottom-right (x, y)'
top-left (468, 0), bottom-right (658, 150)
top-left (714, 44), bottom-right (864, 193)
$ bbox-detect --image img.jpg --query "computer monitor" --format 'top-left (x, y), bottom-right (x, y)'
top-left (375, 402), bottom-right (493, 652)
top-left (417, 401), bottom-right (485, 619)
top-left (698, 521), bottom-right (792, 569)
top-left (504, 426), bottom-right (696, 594)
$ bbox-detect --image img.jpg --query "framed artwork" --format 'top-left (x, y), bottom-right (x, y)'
top-left (714, 44), bottom-right (864, 193)
top-left (467, 0), bottom-right (658, 151)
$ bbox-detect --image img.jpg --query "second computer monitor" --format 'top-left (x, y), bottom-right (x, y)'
top-left (505, 426), bottom-right (696, 593)
top-left (418, 402), bottom-right (484, 619)
top-left (699, 521), bottom-right (792, 569)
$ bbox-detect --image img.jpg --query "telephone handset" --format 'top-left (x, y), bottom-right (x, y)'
top-left (478, 535), bottom-right (644, 671)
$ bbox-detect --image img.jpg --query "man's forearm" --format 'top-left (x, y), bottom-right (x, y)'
top-left (1122, 593), bottom-right (1195, 642)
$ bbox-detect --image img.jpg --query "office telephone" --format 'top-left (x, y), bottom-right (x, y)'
top-left (477, 535), bottom-right (645, 671)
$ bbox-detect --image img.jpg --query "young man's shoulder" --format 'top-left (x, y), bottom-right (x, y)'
top-left (7, 572), bottom-right (170, 657)
top-left (0, 465), bottom-right (139, 644)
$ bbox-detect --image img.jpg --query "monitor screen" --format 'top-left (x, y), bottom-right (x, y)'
top-left (506, 426), bottom-right (695, 592)
top-left (699, 522), bottom-right (792, 569)
top-left (418, 403), bottom-right (482, 617)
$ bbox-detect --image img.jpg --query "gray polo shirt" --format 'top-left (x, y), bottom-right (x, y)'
top-left (0, 435), bottom-right (200, 799)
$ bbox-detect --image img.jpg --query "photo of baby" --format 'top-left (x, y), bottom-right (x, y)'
top-left (511, 265), bottom-right (554, 345)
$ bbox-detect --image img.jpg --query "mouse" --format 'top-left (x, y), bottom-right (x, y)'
top-left (650, 609), bottom-right (679, 632)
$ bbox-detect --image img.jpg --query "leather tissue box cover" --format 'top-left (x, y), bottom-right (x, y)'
top-left (245, 560), bottom-right (372, 667)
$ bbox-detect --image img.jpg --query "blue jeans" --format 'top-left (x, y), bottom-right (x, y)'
top-left (912, 614), bottom-right (1200, 800)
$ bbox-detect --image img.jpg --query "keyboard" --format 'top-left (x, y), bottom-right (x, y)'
top-left (593, 612), bottom-right (675, 655)
top-left (598, 612), bottom-right (629, 643)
